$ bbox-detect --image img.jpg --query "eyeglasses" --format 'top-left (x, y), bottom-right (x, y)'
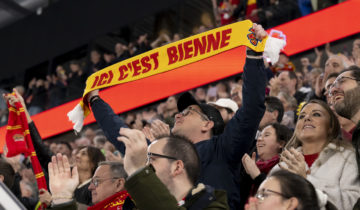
top-left (90, 177), bottom-right (120, 188)
top-left (180, 106), bottom-right (210, 121)
top-left (330, 76), bottom-right (359, 89)
top-left (329, 76), bottom-right (360, 96)
top-left (255, 188), bottom-right (289, 202)
top-left (146, 152), bottom-right (177, 164)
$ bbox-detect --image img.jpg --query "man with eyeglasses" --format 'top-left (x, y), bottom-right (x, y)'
top-left (330, 65), bottom-right (360, 210)
top-left (86, 23), bottom-right (278, 209)
top-left (47, 155), bottom-right (135, 210)
top-left (118, 128), bottom-right (229, 209)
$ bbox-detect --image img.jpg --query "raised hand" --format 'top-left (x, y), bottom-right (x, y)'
top-left (242, 152), bottom-right (261, 179)
top-left (48, 153), bottom-right (79, 205)
top-left (117, 128), bottom-right (148, 176)
top-left (150, 119), bottom-right (170, 139)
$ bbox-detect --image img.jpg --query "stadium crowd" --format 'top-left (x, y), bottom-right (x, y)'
top-left (1, 0), bottom-right (359, 210)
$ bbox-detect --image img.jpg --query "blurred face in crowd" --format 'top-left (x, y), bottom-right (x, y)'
top-left (231, 85), bottom-right (242, 107)
top-left (75, 148), bottom-right (93, 171)
top-left (166, 96), bottom-right (178, 111)
top-left (295, 103), bottom-right (330, 144)
top-left (70, 63), bottom-right (81, 72)
top-left (254, 177), bottom-right (296, 210)
top-left (83, 128), bottom-right (96, 142)
top-left (56, 143), bottom-right (72, 158)
top-left (49, 142), bottom-right (57, 154)
top-left (115, 43), bottom-right (125, 55)
top-left (256, 125), bottom-right (282, 161)
top-left (88, 165), bottom-right (124, 204)
top-left (300, 57), bottom-right (310, 67)
top-left (194, 88), bottom-right (206, 102)
top-left (332, 71), bottom-right (360, 119)
top-left (352, 39), bottom-right (360, 59)
top-left (91, 50), bottom-right (101, 64)
top-left (75, 137), bottom-right (92, 147)
top-left (295, 72), bottom-right (304, 89)
top-left (324, 77), bottom-right (336, 105)
top-left (324, 57), bottom-right (344, 82)
top-left (172, 105), bottom-right (211, 139)
top-left (278, 54), bottom-right (289, 65)
top-left (278, 72), bottom-right (296, 94)
top-left (104, 53), bottom-right (115, 63)
top-left (173, 33), bottom-right (181, 42)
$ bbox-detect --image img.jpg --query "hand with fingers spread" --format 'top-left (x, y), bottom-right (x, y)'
top-left (150, 119), bottom-right (170, 139)
top-left (48, 153), bottom-right (79, 205)
top-left (117, 128), bottom-right (148, 176)
top-left (279, 148), bottom-right (307, 178)
top-left (242, 152), bottom-right (261, 180)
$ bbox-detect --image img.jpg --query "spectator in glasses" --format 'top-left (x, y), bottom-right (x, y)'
top-left (245, 170), bottom-right (321, 210)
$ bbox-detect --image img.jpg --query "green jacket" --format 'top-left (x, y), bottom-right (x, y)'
top-left (125, 165), bottom-right (229, 210)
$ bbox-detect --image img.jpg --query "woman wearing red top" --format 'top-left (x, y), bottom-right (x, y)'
top-left (270, 99), bottom-right (360, 210)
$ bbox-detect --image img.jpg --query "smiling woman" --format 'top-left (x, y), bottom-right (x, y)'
top-left (241, 123), bottom-right (292, 204)
top-left (270, 99), bottom-right (360, 209)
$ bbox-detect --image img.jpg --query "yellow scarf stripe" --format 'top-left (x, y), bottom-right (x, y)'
top-left (35, 172), bottom-right (44, 179)
top-left (7, 125), bottom-right (22, 130)
top-left (8, 108), bottom-right (22, 115)
top-left (24, 129), bottom-right (30, 135)
top-left (8, 107), bottom-right (16, 112)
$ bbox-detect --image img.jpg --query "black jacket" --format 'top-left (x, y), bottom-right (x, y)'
top-left (91, 58), bottom-right (266, 209)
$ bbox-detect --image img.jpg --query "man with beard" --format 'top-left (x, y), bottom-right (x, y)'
top-left (330, 65), bottom-right (360, 210)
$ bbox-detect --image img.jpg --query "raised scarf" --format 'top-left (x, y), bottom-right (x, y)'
top-left (5, 99), bottom-right (48, 209)
top-left (68, 19), bottom-right (286, 132)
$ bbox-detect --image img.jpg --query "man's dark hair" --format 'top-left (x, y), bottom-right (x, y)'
top-left (162, 135), bottom-right (200, 186)
top-left (99, 161), bottom-right (128, 179)
top-left (0, 159), bottom-right (15, 189)
top-left (57, 141), bottom-right (72, 152)
top-left (270, 170), bottom-right (320, 210)
top-left (265, 96), bottom-right (284, 123)
top-left (341, 65), bottom-right (360, 81)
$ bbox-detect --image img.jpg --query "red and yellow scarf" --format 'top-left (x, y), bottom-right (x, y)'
top-left (88, 190), bottom-right (130, 210)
